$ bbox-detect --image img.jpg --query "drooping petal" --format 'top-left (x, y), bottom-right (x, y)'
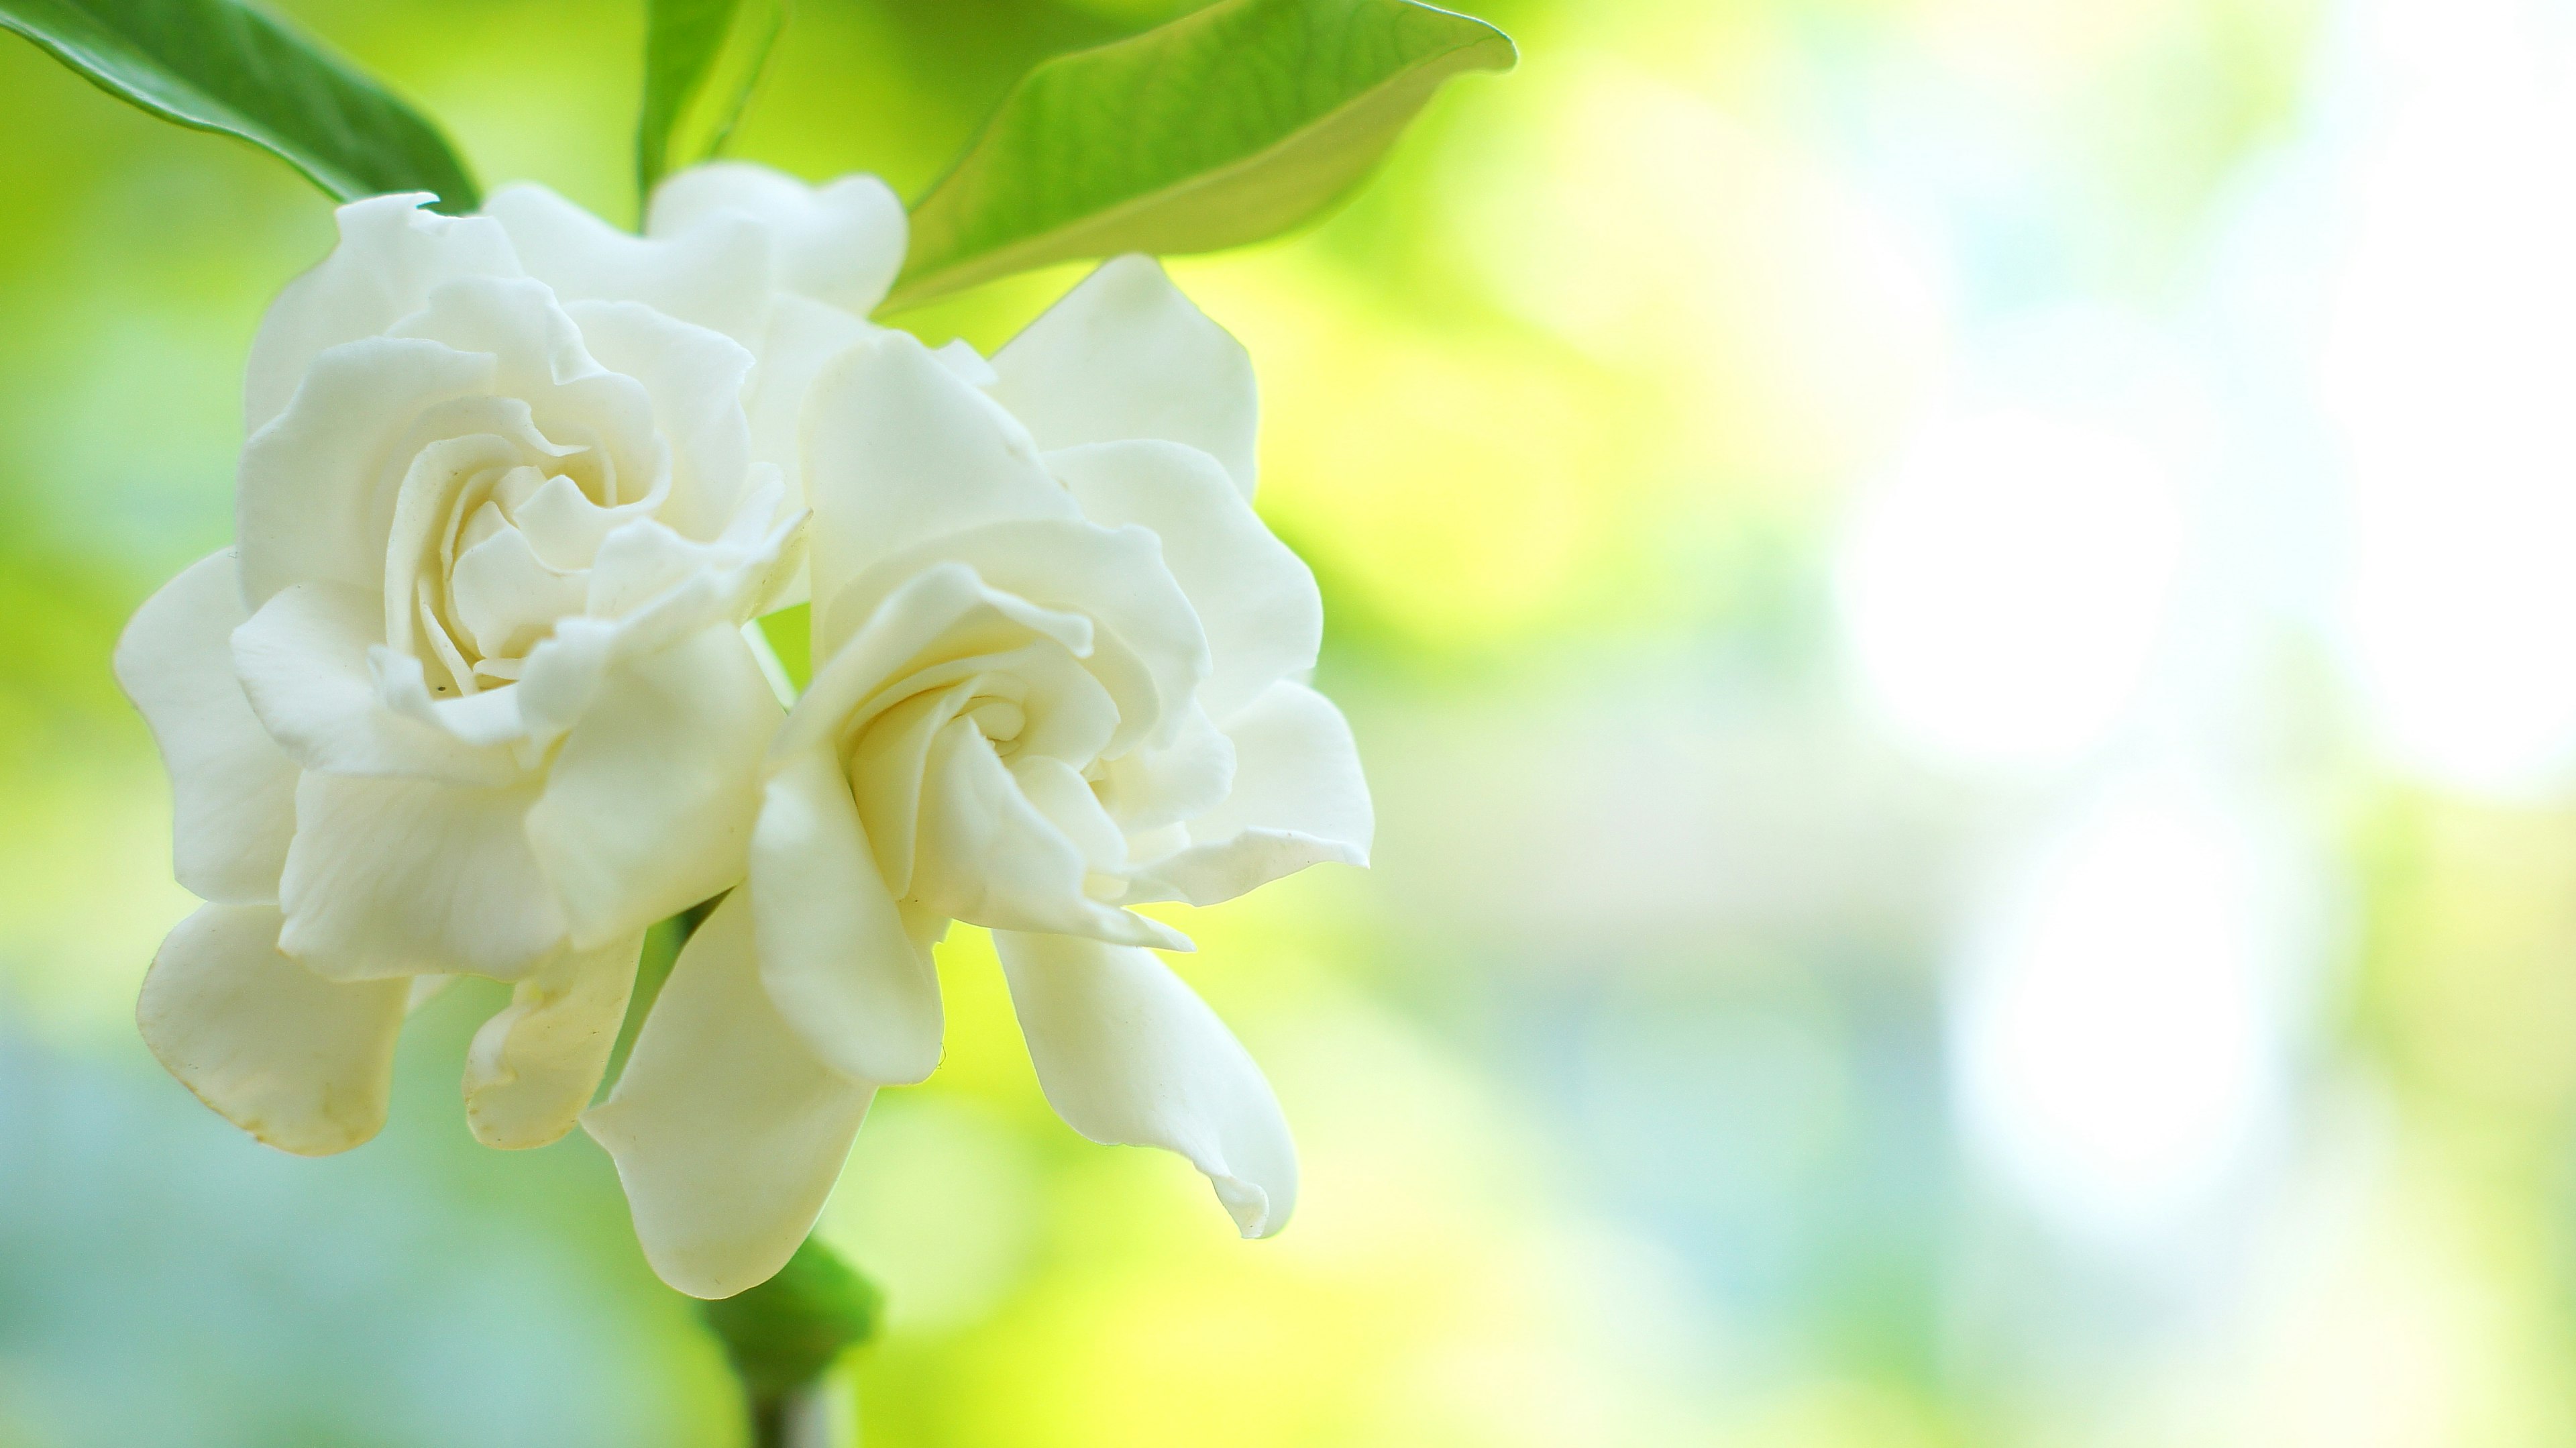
top-left (237, 337), bottom-right (496, 605)
top-left (115, 551), bottom-right (300, 904)
top-left (484, 182), bottom-right (773, 344)
top-left (801, 331), bottom-right (1077, 624)
top-left (138, 902), bottom-right (411, 1156)
top-left (244, 195), bottom-right (521, 433)
top-left (584, 891), bottom-right (876, 1299)
top-left (231, 582), bottom-right (521, 786)
top-left (524, 624), bottom-right (779, 950)
top-left (995, 930), bottom-right (1295, 1235)
top-left (1050, 439), bottom-right (1320, 720)
top-left (647, 163), bottom-right (907, 315)
top-left (749, 748), bottom-right (943, 1086)
top-left (463, 930), bottom-right (646, 1149)
top-left (278, 771), bottom-right (565, 982)
top-left (989, 254), bottom-right (1259, 498)
top-left (1129, 681), bottom-right (1373, 906)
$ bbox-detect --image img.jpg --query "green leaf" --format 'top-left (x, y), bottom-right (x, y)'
top-left (883, 0), bottom-right (1515, 311)
top-left (699, 1236), bottom-right (884, 1404)
top-left (637, 0), bottom-right (787, 204)
top-left (0, 0), bottom-right (478, 209)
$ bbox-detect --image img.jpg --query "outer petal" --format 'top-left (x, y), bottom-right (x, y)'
top-left (989, 255), bottom-right (1259, 498)
top-left (751, 748), bottom-right (943, 1085)
top-left (647, 163), bottom-right (907, 315)
top-left (584, 892), bottom-right (877, 1299)
top-left (802, 331), bottom-right (1077, 622)
top-left (525, 625), bottom-right (779, 951)
top-left (237, 337), bottom-right (496, 605)
top-left (463, 930), bottom-right (646, 1149)
top-left (485, 183), bottom-right (773, 344)
top-left (1050, 439), bottom-right (1320, 720)
top-left (115, 552), bottom-right (300, 903)
top-left (1130, 681), bottom-right (1373, 907)
top-left (138, 902), bottom-right (411, 1156)
top-left (996, 931), bottom-right (1296, 1236)
top-left (278, 772), bottom-right (566, 982)
top-left (244, 195), bottom-right (521, 433)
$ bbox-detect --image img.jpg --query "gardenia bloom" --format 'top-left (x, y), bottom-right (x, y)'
top-left (587, 256), bottom-right (1375, 1298)
top-left (117, 168), bottom-right (902, 1159)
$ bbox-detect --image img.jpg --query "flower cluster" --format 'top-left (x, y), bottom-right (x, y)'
top-left (116, 166), bottom-right (1372, 1298)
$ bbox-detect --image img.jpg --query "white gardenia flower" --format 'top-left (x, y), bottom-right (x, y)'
top-left (117, 168), bottom-right (903, 1158)
top-left (586, 256), bottom-right (1375, 1298)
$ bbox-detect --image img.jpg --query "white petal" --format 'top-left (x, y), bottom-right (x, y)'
top-left (910, 717), bottom-right (1186, 951)
top-left (989, 255), bottom-right (1259, 497)
top-left (817, 517), bottom-right (1208, 756)
top-left (237, 336), bottom-right (496, 605)
top-left (1099, 696), bottom-right (1235, 834)
top-left (784, 562), bottom-right (1093, 760)
top-left (750, 748), bottom-right (943, 1085)
top-left (485, 181), bottom-right (775, 343)
top-left (1050, 439), bottom-right (1320, 720)
top-left (1130, 681), bottom-right (1373, 906)
top-left (464, 930), bottom-right (645, 1149)
top-left (232, 582), bottom-right (522, 786)
top-left (115, 552), bottom-right (300, 903)
top-left (563, 299), bottom-right (757, 539)
top-left (584, 891), bottom-right (876, 1299)
top-left (138, 902), bottom-right (411, 1156)
top-left (647, 163), bottom-right (907, 315)
top-left (245, 195), bottom-right (520, 433)
top-left (278, 771), bottom-right (566, 981)
top-left (525, 625), bottom-right (780, 950)
top-left (802, 330), bottom-right (1077, 617)
top-left (996, 930), bottom-right (1295, 1235)
top-left (744, 296), bottom-right (875, 603)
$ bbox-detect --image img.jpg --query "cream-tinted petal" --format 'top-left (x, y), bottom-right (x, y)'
top-left (751, 749), bottom-right (943, 1086)
top-left (996, 930), bottom-right (1295, 1235)
top-left (817, 518), bottom-right (1208, 756)
top-left (1050, 439), bottom-right (1320, 720)
top-left (562, 299), bottom-right (757, 539)
top-left (232, 582), bottom-right (521, 786)
top-left (278, 771), bottom-right (565, 981)
top-left (464, 930), bottom-right (646, 1149)
top-left (525, 625), bottom-right (779, 951)
top-left (138, 902), bottom-right (411, 1156)
top-left (989, 255), bottom-right (1259, 497)
top-left (584, 891), bottom-right (877, 1299)
top-left (910, 719), bottom-right (1186, 951)
top-left (237, 337), bottom-right (496, 605)
top-left (115, 551), bottom-right (299, 903)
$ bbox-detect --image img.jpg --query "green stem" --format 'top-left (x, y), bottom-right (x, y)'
top-left (698, 1237), bottom-right (882, 1447)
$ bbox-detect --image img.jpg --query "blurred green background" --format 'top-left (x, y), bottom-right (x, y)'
top-left (11, 0), bottom-right (2576, 1442)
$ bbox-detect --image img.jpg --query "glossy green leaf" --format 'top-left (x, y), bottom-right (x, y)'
top-left (883, 0), bottom-right (1514, 311)
top-left (637, 0), bottom-right (786, 203)
top-left (0, 0), bottom-right (478, 209)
